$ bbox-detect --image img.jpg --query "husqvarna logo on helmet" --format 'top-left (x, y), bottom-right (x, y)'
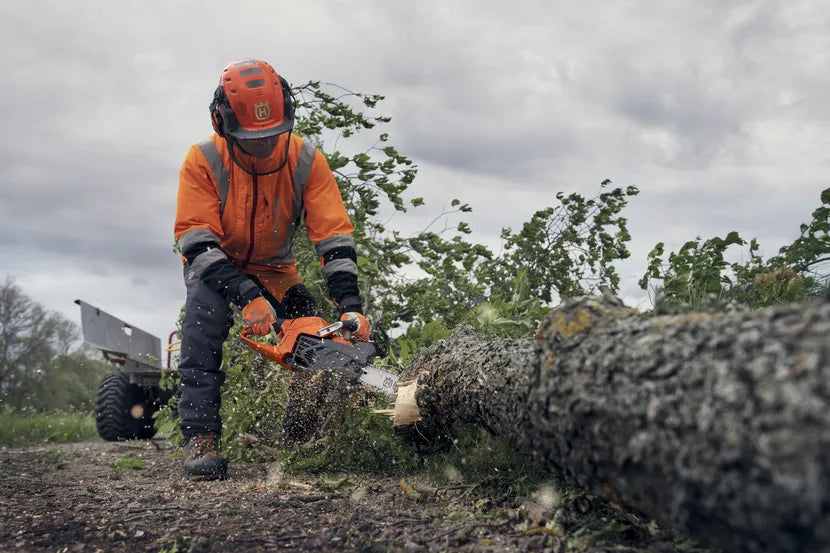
top-left (253, 101), bottom-right (271, 121)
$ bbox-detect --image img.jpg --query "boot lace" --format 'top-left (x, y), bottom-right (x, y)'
top-left (184, 433), bottom-right (218, 456)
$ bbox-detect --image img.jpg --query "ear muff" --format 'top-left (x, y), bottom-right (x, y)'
top-left (209, 86), bottom-right (227, 137)
top-left (278, 76), bottom-right (295, 124)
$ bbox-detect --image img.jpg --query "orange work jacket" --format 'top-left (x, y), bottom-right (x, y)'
top-left (174, 133), bottom-right (356, 300)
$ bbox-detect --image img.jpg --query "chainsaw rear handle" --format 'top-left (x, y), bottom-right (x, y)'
top-left (271, 317), bottom-right (285, 334)
top-left (237, 317), bottom-right (284, 340)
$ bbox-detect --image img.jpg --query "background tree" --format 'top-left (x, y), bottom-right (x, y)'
top-left (639, 187), bottom-right (829, 312)
top-left (286, 82), bottom-right (639, 340)
top-left (0, 278), bottom-right (109, 412)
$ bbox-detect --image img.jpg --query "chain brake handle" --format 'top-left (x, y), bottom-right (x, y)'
top-left (317, 317), bottom-right (359, 338)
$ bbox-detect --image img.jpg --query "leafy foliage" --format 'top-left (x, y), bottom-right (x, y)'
top-left (290, 82), bottom-right (418, 322)
top-left (110, 455), bottom-right (145, 470)
top-left (486, 181), bottom-right (639, 303)
top-left (388, 319), bottom-right (451, 369)
top-left (769, 187), bottom-right (830, 295)
top-left (287, 82), bottom-right (639, 342)
top-left (216, 330), bottom-right (292, 462)
top-left (639, 232), bottom-right (749, 311)
top-left (639, 187), bottom-right (829, 312)
top-left (466, 270), bottom-right (554, 338)
top-left (427, 425), bottom-right (547, 500)
top-left (281, 405), bottom-right (420, 474)
top-left (201, 322), bottom-right (292, 461)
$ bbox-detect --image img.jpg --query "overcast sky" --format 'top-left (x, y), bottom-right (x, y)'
top-left (1, 1), bottom-right (828, 356)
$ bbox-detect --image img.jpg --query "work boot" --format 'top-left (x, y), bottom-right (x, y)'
top-left (182, 433), bottom-right (227, 480)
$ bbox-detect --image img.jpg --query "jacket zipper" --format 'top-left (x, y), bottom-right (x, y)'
top-left (242, 171), bottom-right (258, 268)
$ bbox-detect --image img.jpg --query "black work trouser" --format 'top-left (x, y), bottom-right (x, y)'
top-left (177, 265), bottom-right (318, 437)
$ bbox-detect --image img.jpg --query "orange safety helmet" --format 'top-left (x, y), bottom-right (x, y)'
top-left (209, 59), bottom-right (294, 140)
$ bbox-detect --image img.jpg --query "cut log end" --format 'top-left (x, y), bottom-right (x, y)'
top-left (392, 379), bottom-right (421, 426)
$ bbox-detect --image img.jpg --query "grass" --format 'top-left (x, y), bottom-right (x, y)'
top-left (111, 455), bottom-right (145, 470)
top-left (0, 411), bottom-right (98, 447)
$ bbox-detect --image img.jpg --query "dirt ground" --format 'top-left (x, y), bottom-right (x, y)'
top-left (0, 439), bottom-right (708, 553)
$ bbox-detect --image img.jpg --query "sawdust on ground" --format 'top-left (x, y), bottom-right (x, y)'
top-left (0, 439), bottom-right (703, 553)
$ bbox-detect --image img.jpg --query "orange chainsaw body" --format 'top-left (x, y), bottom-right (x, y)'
top-left (238, 316), bottom-right (350, 370)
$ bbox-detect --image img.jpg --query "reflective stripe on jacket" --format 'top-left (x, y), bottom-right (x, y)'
top-left (174, 133), bottom-right (357, 282)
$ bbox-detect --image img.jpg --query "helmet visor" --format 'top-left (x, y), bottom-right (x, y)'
top-left (237, 135), bottom-right (282, 159)
top-left (226, 117), bottom-right (293, 140)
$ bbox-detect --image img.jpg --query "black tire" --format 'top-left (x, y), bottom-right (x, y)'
top-left (95, 372), bottom-right (157, 441)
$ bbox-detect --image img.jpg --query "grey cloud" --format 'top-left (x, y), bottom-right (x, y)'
top-left (0, 0), bottom-right (826, 341)
top-left (0, 144), bottom-right (177, 276)
top-left (351, 1), bottom-right (830, 182)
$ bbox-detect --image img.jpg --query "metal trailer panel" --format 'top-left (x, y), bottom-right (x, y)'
top-left (75, 299), bottom-right (162, 371)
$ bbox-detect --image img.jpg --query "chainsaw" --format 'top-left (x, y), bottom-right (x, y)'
top-left (239, 316), bottom-right (400, 397)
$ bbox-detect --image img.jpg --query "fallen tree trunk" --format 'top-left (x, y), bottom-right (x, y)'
top-left (394, 296), bottom-right (830, 553)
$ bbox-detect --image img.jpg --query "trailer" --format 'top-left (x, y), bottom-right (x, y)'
top-left (75, 300), bottom-right (176, 441)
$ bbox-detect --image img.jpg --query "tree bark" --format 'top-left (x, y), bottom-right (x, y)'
top-left (395, 296), bottom-right (830, 553)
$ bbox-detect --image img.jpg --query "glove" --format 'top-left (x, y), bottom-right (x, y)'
top-left (340, 312), bottom-right (370, 342)
top-left (242, 296), bottom-right (277, 336)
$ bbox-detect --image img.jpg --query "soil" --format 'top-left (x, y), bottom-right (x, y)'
top-left (0, 439), bottom-right (706, 553)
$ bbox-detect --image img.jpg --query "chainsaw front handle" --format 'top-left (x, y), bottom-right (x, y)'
top-left (340, 317), bottom-right (360, 332)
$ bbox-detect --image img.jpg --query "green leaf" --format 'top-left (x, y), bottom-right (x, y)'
top-left (723, 231), bottom-right (744, 247)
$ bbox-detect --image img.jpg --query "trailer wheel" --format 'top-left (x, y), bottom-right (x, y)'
top-left (95, 372), bottom-right (157, 441)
